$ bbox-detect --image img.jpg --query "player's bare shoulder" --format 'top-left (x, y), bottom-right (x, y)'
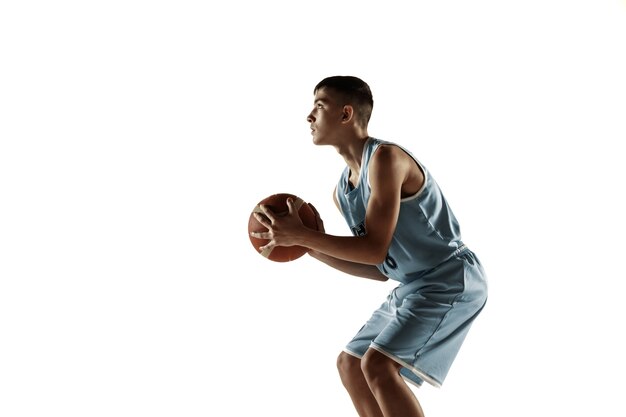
top-left (373, 144), bottom-right (424, 198)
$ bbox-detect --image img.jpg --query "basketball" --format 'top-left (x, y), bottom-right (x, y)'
top-left (248, 193), bottom-right (318, 262)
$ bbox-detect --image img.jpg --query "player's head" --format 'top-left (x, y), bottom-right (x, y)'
top-left (313, 76), bottom-right (373, 128)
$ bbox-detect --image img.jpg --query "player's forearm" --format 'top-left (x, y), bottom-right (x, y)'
top-left (308, 250), bottom-right (388, 281)
top-left (298, 228), bottom-right (389, 266)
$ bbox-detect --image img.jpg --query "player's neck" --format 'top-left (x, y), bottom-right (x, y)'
top-left (336, 134), bottom-right (370, 173)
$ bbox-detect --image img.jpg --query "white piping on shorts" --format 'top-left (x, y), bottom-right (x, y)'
top-left (402, 374), bottom-right (424, 389)
top-left (369, 343), bottom-right (442, 388)
top-left (342, 348), bottom-right (363, 359)
top-left (342, 346), bottom-right (441, 389)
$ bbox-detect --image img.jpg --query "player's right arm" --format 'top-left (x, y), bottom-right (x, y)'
top-left (306, 187), bottom-right (388, 282)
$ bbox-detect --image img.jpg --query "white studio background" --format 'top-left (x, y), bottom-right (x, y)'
top-left (1, 1), bottom-right (625, 416)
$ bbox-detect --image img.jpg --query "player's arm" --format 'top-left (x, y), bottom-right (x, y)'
top-left (306, 187), bottom-right (389, 281)
top-left (253, 145), bottom-right (406, 265)
top-left (358, 145), bottom-right (405, 263)
top-left (256, 147), bottom-right (405, 264)
top-left (307, 250), bottom-right (389, 281)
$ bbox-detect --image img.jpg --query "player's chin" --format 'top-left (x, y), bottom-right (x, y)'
top-left (311, 133), bottom-right (324, 145)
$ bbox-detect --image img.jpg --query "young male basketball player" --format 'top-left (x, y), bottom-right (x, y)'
top-left (250, 76), bottom-right (488, 417)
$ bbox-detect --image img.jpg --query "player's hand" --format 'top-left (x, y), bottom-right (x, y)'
top-left (251, 197), bottom-right (305, 250)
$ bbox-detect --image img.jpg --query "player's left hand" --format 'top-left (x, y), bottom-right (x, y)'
top-left (250, 197), bottom-right (306, 251)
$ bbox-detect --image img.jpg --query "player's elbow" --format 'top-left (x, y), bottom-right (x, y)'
top-left (358, 236), bottom-right (390, 265)
top-left (372, 255), bottom-right (388, 265)
top-left (367, 248), bottom-right (389, 265)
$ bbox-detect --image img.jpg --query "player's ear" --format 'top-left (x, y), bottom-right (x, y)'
top-left (341, 105), bottom-right (354, 123)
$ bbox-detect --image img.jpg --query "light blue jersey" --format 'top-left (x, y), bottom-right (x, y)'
top-left (336, 137), bottom-right (465, 283)
top-left (338, 137), bottom-right (488, 387)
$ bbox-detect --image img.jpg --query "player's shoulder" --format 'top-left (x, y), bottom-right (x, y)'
top-left (371, 140), bottom-right (414, 167)
top-left (371, 137), bottom-right (410, 154)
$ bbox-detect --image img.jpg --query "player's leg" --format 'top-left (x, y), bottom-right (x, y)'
top-left (337, 351), bottom-right (384, 417)
top-left (361, 348), bottom-right (425, 417)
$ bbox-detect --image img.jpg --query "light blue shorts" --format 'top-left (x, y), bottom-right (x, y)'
top-left (344, 249), bottom-right (488, 388)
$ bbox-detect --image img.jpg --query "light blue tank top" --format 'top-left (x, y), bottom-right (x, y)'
top-left (336, 137), bottom-right (465, 283)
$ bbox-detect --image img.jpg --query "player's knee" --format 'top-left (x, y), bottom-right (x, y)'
top-left (361, 349), bottom-right (398, 388)
top-left (337, 351), bottom-right (362, 381)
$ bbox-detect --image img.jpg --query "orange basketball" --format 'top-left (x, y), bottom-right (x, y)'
top-left (248, 193), bottom-right (318, 262)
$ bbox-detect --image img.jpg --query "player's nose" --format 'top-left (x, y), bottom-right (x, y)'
top-left (307, 112), bottom-right (315, 123)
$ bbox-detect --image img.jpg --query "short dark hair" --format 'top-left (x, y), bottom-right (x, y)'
top-left (314, 76), bottom-right (374, 128)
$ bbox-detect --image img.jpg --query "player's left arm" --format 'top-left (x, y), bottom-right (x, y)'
top-left (307, 197), bottom-right (389, 281)
top-left (358, 145), bottom-right (407, 263)
top-left (300, 144), bottom-right (409, 264)
top-left (252, 145), bottom-right (410, 265)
